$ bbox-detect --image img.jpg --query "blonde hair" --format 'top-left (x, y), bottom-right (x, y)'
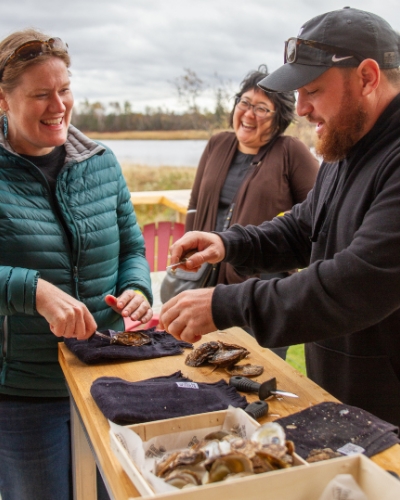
top-left (0, 28), bottom-right (70, 95)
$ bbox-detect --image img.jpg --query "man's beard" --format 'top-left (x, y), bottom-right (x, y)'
top-left (314, 91), bottom-right (368, 162)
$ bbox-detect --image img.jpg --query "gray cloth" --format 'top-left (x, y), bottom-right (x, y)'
top-left (90, 370), bottom-right (249, 424)
top-left (275, 401), bottom-right (400, 459)
top-left (64, 328), bottom-right (192, 364)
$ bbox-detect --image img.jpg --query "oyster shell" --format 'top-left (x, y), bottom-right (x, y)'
top-left (206, 452), bottom-right (253, 483)
top-left (254, 444), bottom-right (292, 470)
top-left (251, 422), bottom-right (286, 446)
top-left (163, 469), bottom-right (202, 488)
top-left (207, 342), bottom-right (249, 368)
top-left (306, 448), bottom-right (342, 463)
top-left (185, 341), bottom-right (220, 367)
top-left (225, 363), bottom-right (264, 377)
top-left (155, 449), bottom-right (206, 478)
top-left (112, 331), bottom-right (151, 346)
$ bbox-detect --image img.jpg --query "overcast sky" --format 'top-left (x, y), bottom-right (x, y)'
top-left (1, 0), bottom-right (399, 113)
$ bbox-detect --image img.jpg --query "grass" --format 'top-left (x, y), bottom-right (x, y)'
top-left (121, 163), bottom-right (197, 227)
top-left (85, 129), bottom-right (222, 140)
top-left (84, 118), bottom-right (316, 148)
top-left (286, 344), bottom-right (306, 376)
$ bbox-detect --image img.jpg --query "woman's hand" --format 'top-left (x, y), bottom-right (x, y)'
top-left (159, 288), bottom-right (216, 343)
top-left (36, 279), bottom-right (97, 340)
top-left (169, 231), bottom-right (226, 272)
top-left (105, 290), bottom-right (153, 324)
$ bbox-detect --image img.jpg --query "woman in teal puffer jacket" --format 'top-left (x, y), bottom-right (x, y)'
top-left (0, 28), bottom-right (152, 500)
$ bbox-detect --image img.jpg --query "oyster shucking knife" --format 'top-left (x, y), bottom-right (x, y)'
top-left (230, 376), bottom-right (298, 400)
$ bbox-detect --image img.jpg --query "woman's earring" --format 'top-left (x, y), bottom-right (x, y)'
top-left (3, 115), bottom-right (8, 139)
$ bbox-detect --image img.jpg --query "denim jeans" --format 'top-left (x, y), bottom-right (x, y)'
top-left (0, 398), bottom-right (72, 500)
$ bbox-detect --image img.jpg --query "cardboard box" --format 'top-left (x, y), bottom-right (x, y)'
top-left (109, 408), bottom-right (308, 498)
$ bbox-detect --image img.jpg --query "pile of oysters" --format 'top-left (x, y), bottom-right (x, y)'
top-left (153, 422), bottom-right (296, 489)
top-left (185, 341), bottom-right (264, 377)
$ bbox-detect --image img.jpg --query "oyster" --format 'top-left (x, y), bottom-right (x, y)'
top-left (163, 469), bottom-right (202, 488)
top-left (94, 330), bottom-right (151, 346)
top-left (225, 363), bottom-right (264, 377)
top-left (205, 452), bottom-right (253, 483)
top-left (185, 341), bottom-right (220, 367)
top-left (230, 438), bottom-right (261, 459)
top-left (253, 444), bottom-right (293, 471)
top-left (155, 449), bottom-right (206, 478)
top-left (153, 421), bottom-right (297, 490)
top-left (204, 430), bottom-right (231, 441)
top-left (111, 331), bottom-right (151, 346)
top-left (208, 342), bottom-right (249, 368)
top-left (185, 341), bottom-right (249, 368)
top-left (306, 448), bottom-right (342, 463)
top-left (251, 422), bottom-right (286, 446)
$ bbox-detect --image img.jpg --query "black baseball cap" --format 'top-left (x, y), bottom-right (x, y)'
top-left (259, 7), bottom-right (400, 92)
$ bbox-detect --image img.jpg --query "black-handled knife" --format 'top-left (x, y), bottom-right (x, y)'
top-left (244, 400), bottom-right (269, 420)
top-left (230, 376), bottom-right (298, 400)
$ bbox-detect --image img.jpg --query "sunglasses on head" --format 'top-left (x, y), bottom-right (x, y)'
top-left (284, 37), bottom-right (364, 64)
top-left (0, 37), bottom-right (68, 82)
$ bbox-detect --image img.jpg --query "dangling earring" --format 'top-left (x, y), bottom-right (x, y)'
top-left (3, 114), bottom-right (8, 139)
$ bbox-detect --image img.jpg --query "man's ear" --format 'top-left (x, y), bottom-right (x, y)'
top-left (356, 59), bottom-right (380, 96)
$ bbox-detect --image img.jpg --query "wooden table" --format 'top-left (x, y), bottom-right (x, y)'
top-left (58, 327), bottom-right (400, 500)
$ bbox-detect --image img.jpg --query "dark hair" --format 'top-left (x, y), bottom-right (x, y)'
top-left (229, 64), bottom-right (296, 138)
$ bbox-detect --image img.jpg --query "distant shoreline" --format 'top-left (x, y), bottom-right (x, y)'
top-left (84, 129), bottom-right (227, 140)
top-left (82, 122), bottom-right (315, 148)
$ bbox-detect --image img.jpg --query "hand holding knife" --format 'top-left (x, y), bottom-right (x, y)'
top-left (166, 250), bottom-right (197, 270)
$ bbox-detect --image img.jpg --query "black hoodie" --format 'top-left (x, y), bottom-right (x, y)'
top-left (213, 93), bottom-right (400, 427)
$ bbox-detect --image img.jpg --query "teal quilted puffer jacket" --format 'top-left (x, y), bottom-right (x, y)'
top-left (0, 124), bottom-right (152, 397)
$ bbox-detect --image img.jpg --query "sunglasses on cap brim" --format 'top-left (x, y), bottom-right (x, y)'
top-left (284, 37), bottom-right (364, 64)
top-left (0, 37), bottom-right (68, 82)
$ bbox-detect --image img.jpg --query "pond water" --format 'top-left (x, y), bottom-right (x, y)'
top-left (99, 139), bottom-right (208, 167)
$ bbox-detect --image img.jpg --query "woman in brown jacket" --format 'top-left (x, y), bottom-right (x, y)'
top-left (185, 66), bottom-right (319, 359)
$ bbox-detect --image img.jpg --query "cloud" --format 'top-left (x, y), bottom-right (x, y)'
top-left (1, 0), bottom-right (399, 112)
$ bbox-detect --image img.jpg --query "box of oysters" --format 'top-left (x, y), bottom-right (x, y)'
top-left (109, 406), bottom-right (309, 498)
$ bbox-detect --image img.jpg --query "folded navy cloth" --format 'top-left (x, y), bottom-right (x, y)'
top-left (90, 370), bottom-right (249, 424)
top-left (64, 328), bottom-right (192, 365)
top-left (275, 401), bottom-right (400, 459)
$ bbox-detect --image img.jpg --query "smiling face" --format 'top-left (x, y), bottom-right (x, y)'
top-left (0, 57), bottom-right (73, 156)
top-left (296, 67), bottom-right (368, 162)
top-left (233, 89), bottom-right (276, 154)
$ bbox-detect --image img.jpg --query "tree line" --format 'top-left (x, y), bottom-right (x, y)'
top-left (71, 69), bottom-right (232, 133)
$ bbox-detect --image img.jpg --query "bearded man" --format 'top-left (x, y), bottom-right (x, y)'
top-left (160, 7), bottom-right (400, 427)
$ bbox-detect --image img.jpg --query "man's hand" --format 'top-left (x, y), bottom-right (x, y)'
top-left (36, 279), bottom-right (97, 340)
top-left (159, 288), bottom-right (216, 343)
top-left (169, 231), bottom-right (226, 272)
top-left (105, 290), bottom-right (153, 324)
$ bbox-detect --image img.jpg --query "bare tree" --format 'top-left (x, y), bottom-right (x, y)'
top-left (171, 68), bottom-right (206, 113)
top-left (212, 72), bottom-right (233, 129)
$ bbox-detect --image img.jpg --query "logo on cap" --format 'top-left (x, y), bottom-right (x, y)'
top-left (383, 52), bottom-right (396, 65)
top-left (332, 55), bottom-right (354, 62)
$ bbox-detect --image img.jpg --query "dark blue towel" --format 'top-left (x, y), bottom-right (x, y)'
top-left (90, 371), bottom-right (249, 424)
top-left (275, 401), bottom-right (400, 458)
top-left (64, 328), bottom-right (192, 364)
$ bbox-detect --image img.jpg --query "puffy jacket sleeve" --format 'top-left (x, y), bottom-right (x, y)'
top-left (0, 267), bottom-right (40, 315)
top-left (115, 173), bottom-right (153, 304)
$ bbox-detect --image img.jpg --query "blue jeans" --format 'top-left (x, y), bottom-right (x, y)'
top-left (0, 398), bottom-right (72, 500)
